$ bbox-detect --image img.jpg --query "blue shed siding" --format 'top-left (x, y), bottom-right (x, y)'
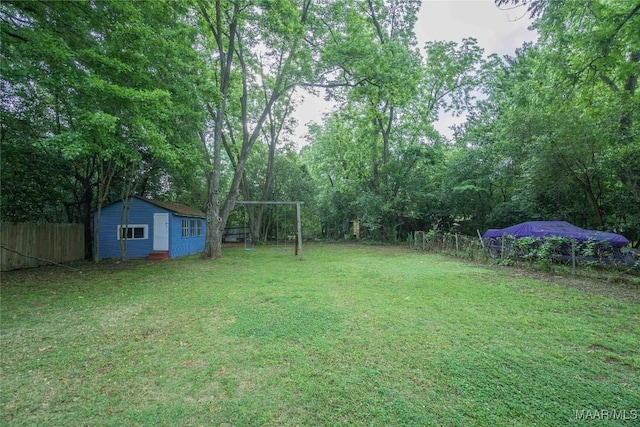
top-left (94, 198), bottom-right (205, 260)
top-left (169, 216), bottom-right (206, 258)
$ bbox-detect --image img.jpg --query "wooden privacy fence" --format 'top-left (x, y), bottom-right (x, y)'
top-left (1, 223), bottom-right (85, 271)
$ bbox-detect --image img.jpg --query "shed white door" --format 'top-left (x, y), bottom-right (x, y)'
top-left (153, 213), bottom-right (169, 251)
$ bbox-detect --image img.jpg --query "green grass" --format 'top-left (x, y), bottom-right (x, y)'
top-left (2, 244), bottom-right (639, 426)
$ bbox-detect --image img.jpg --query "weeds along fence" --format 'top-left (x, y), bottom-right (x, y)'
top-left (408, 231), bottom-right (639, 274)
top-left (408, 231), bottom-right (487, 261)
top-left (1, 223), bottom-right (85, 271)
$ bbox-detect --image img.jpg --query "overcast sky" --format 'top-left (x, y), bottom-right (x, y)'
top-left (291, 0), bottom-right (538, 147)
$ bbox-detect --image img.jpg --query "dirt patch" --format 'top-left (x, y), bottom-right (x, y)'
top-left (491, 264), bottom-right (640, 304)
top-left (0, 258), bottom-right (152, 284)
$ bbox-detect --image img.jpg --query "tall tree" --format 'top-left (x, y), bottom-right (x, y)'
top-left (305, 32), bottom-right (486, 239)
top-left (240, 88), bottom-right (298, 242)
top-left (1, 0), bottom-right (204, 258)
top-left (196, 0), bottom-right (322, 259)
top-left (492, 0), bottom-right (640, 243)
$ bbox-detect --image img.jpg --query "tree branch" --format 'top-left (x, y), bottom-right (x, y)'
top-left (366, 0), bottom-right (386, 44)
top-left (612, 1), bottom-right (640, 37)
top-left (600, 74), bottom-right (619, 92)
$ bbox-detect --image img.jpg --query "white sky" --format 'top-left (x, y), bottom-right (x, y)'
top-left (291, 0), bottom-right (538, 147)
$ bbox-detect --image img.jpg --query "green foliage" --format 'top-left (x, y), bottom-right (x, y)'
top-left (2, 0), bottom-right (638, 256)
top-left (455, 0), bottom-right (640, 242)
top-left (305, 28), bottom-right (485, 240)
top-left (1, 0), bottom-right (205, 229)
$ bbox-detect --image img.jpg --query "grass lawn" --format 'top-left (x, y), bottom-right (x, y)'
top-left (1, 244), bottom-right (639, 426)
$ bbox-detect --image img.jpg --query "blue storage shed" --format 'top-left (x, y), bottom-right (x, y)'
top-left (94, 197), bottom-right (206, 260)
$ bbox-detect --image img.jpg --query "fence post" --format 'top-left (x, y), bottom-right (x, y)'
top-left (455, 233), bottom-right (459, 256)
top-left (572, 239), bottom-right (576, 275)
top-left (477, 229), bottom-right (485, 248)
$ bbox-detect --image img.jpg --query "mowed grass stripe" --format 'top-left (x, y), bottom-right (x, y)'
top-left (2, 244), bottom-right (638, 426)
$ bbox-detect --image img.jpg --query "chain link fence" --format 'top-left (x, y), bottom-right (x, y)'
top-left (408, 230), bottom-right (639, 274)
top-left (408, 231), bottom-right (487, 261)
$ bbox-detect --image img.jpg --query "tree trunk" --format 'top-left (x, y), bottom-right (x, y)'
top-left (202, 171), bottom-right (223, 259)
top-left (93, 157), bottom-right (118, 263)
top-left (620, 50), bottom-right (639, 143)
top-left (198, 0), bottom-right (309, 258)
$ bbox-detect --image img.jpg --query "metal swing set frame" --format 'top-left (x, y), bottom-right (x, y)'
top-left (236, 201), bottom-right (304, 260)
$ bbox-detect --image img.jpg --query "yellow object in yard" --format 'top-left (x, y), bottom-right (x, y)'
top-left (352, 220), bottom-right (360, 239)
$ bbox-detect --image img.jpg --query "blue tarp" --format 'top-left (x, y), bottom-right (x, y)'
top-left (482, 221), bottom-right (629, 247)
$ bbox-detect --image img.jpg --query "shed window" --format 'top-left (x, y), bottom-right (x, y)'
top-left (180, 218), bottom-right (204, 238)
top-left (118, 224), bottom-right (148, 240)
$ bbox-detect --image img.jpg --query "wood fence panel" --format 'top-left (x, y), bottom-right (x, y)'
top-left (1, 223), bottom-right (84, 271)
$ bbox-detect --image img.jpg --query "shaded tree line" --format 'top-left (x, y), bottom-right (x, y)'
top-left (304, 0), bottom-right (639, 247)
top-left (2, 0), bottom-right (638, 259)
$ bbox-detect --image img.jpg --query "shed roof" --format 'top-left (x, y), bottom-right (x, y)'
top-left (136, 197), bottom-right (206, 218)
